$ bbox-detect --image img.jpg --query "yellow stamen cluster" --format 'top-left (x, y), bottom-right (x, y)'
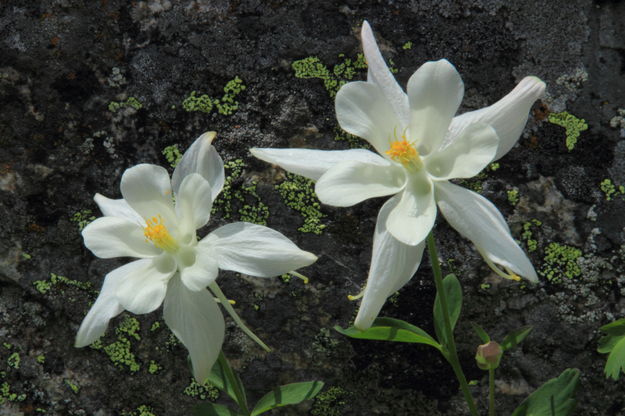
top-left (386, 139), bottom-right (419, 165)
top-left (144, 215), bottom-right (178, 252)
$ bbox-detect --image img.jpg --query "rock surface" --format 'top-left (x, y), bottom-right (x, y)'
top-left (1, 0), bottom-right (625, 414)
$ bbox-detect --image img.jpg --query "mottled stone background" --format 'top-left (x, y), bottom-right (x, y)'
top-left (2, 0), bottom-right (625, 415)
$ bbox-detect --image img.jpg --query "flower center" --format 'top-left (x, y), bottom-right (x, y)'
top-left (386, 137), bottom-right (422, 170)
top-left (144, 215), bottom-right (179, 253)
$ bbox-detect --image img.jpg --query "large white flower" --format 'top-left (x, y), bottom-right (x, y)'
top-left (251, 21), bottom-right (544, 330)
top-left (75, 132), bottom-right (317, 381)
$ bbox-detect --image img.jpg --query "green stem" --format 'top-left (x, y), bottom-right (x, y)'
top-left (209, 282), bottom-right (271, 352)
top-left (426, 232), bottom-right (479, 416)
top-left (489, 368), bottom-right (495, 416)
top-left (218, 352), bottom-right (250, 415)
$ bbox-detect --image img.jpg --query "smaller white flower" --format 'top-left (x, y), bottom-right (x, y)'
top-left (251, 21), bottom-right (544, 330)
top-left (75, 132), bottom-right (317, 382)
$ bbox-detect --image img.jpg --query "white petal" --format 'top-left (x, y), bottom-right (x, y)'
top-left (361, 20), bottom-right (409, 126)
top-left (175, 173), bottom-right (213, 236)
top-left (172, 132), bottom-right (225, 201)
top-left (424, 123), bottom-right (498, 180)
top-left (164, 274), bottom-right (225, 383)
top-left (355, 197), bottom-right (425, 330)
top-left (115, 256), bottom-right (176, 314)
top-left (335, 81), bottom-right (400, 156)
top-left (435, 181), bottom-right (537, 282)
top-left (250, 148), bottom-right (387, 181)
top-left (446, 76), bottom-right (546, 160)
top-left (179, 247), bottom-right (219, 291)
top-left (201, 222), bottom-right (317, 277)
top-left (75, 263), bottom-right (130, 347)
top-left (94, 194), bottom-right (144, 226)
top-left (386, 172), bottom-right (436, 246)
top-left (82, 217), bottom-right (160, 259)
top-left (407, 60), bottom-right (464, 156)
top-left (315, 160), bottom-right (406, 207)
top-left (120, 164), bottom-right (177, 228)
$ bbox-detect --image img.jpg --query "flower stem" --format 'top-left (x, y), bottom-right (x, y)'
top-left (209, 282), bottom-right (271, 352)
top-left (489, 368), bottom-right (496, 416)
top-left (426, 232), bottom-right (479, 416)
top-left (218, 351), bottom-right (250, 415)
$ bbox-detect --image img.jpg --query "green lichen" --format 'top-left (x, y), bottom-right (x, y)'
top-left (547, 111), bottom-right (588, 151)
top-left (36, 354), bottom-right (45, 364)
top-left (182, 76), bottom-right (246, 116)
top-left (600, 178), bottom-right (625, 201)
top-left (148, 360), bottom-right (161, 374)
top-left (95, 316), bottom-right (141, 373)
top-left (521, 219), bottom-right (542, 253)
top-left (65, 379), bottom-right (80, 394)
top-left (33, 273), bottom-right (94, 295)
top-left (70, 209), bottom-right (96, 231)
top-left (275, 172), bottom-right (326, 234)
top-left (507, 189), bottom-right (520, 206)
top-left (123, 405), bottom-right (157, 416)
top-left (540, 242), bottom-right (582, 283)
top-left (292, 53), bottom-right (367, 97)
top-left (0, 381), bottom-right (26, 405)
top-left (162, 144), bottom-right (182, 168)
top-left (2, 343), bottom-right (11, 350)
top-left (212, 159), bottom-right (269, 225)
top-left (7, 352), bottom-right (19, 369)
top-left (21, 252), bottom-right (31, 260)
top-left (311, 386), bottom-right (349, 416)
top-left (182, 91), bottom-right (213, 113)
top-left (150, 321), bottom-right (161, 332)
top-left (183, 378), bottom-right (219, 401)
top-left (402, 41), bottom-right (413, 50)
top-left (109, 97), bottom-right (143, 113)
top-left (489, 162), bottom-right (500, 171)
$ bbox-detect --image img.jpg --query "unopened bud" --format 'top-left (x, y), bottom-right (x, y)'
top-left (475, 341), bottom-right (503, 370)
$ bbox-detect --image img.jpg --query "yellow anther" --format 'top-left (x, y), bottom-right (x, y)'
top-left (143, 215), bottom-right (179, 252)
top-left (386, 139), bottom-right (420, 166)
top-left (289, 271), bottom-right (310, 284)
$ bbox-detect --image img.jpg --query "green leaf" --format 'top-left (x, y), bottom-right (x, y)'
top-left (501, 326), bottom-right (533, 351)
top-left (470, 322), bottom-right (490, 343)
top-left (193, 403), bottom-right (240, 416)
top-left (511, 368), bottom-right (580, 416)
top-left (598, 318), bottom-right (625, 380)
top-left (334, 317), bottom-right (441, 350)
top-left (250, 381), bottom-right (325, 415)
top-left (207, 354), bottom-right (247, 408)
top-left (433, 274), bottom-right (462, 346)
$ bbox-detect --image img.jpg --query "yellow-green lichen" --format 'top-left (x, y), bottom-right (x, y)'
top-left (33, 273), bottom-right (94, 296)
top-left (36, 354), bottom-right (45, 364)
top-left (182, 76), bottom-right (246, 116)
top-left (402, 41), bottom-right (413, 50)
top-left (211, 159), bottom-right (269, 225)
top-left (311, 386), bottom-right (349, 416)
top-left (7, 352), bottom-right (19, 369)
top-left (507, 189), bottom-right (519, 206)
top-left (275, 172), bottom-right (326, 234)
top-left (93, 316), bottom-right (141, 373)
top-left (65, 379), bottom-right (80, 394)
top-left (162, 144), bottom-right (182, 168)
top-left (148, 360), bottom-right (161, 374)
top-left (123, 405), bottom-right (157, 416)
top-left (70, 209), bottom-right (96, 231)
top-left (540, 242), bottom-right (582, 283)
top-left (0, 381), bottom-right (26, 405)
top-left (521, 219), bottom-right (542, 252)
top-left (600, 178), bottom-right (625, 201)
top-left (108, 97), bottom-right (143, 113)
top-left (547, 111), bottom-right (588, 151)
top-left (150, 321), bottom-right (161, 332)
top-left (183, 378), bottom-right (219, 401)
top-left (292, 53), bottom-right (367, 98)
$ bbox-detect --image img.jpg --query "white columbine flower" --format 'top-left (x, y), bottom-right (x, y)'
top-left (251, 21), bottom-right (544, 330)
top-left (75, 132), bottom-right (317, 381)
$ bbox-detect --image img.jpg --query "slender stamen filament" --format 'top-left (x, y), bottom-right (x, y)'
top-left (347, 287), bottom-right (365, 301)
top-left (484, 257), bottom-right (522, 281)
top-left (144, 215), bottom-right (179, 252)
top-left (288, 271), bottom-right (309, 284)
